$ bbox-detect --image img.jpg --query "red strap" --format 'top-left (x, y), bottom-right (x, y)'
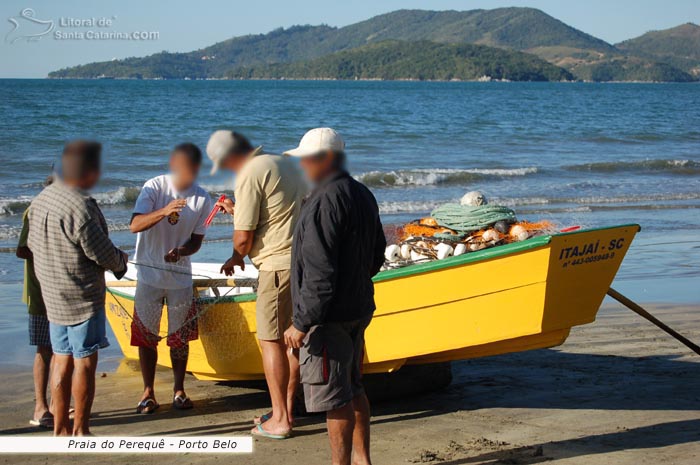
top-left (560, 226), bottom-right (581, 233)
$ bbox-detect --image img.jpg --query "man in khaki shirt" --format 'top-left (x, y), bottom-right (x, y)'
top-left (206, 130), bottom-right (306, 439)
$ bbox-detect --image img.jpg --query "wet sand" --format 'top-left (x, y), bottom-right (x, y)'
top-left (1, 302), bottom-right (699, 464)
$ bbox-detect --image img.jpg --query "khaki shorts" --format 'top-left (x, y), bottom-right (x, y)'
top-left (300, 316), bottom-right (372, 413)
top-left (256, 269), bottom-right (292, 341)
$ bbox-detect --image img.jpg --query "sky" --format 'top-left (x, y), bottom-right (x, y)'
top-left (1, 0), bottom-right (699, 78)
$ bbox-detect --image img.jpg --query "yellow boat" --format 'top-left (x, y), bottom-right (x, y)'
top-left (105, 224), bottom-right (639, 381)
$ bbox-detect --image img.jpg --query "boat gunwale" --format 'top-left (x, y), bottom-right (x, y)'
top-left (105, 223), bottom-right (640, 304)
top-left (375, 223), bottom-right (640, 282)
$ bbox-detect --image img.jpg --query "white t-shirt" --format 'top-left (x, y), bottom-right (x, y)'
top-left (133, 174), bottom-right (213, 289)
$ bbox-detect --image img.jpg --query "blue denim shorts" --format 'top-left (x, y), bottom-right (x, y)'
top-left (49, 310), bottom-right (110, 358)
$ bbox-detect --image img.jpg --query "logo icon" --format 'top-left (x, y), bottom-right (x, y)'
top-left (168, 212), bottom-right (180, 225)
top-left (5, 8), bottom-right (54, 44)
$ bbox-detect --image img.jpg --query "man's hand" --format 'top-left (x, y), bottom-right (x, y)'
top-left (15, 246), bottom-right (32, 260)
top-left (284, 326), bottom-right (306, 349)
top-left (220, 253), bottom-right (245, 275)
top-left (115, 249), bottom-right (129, 279)
top-left (216, 197), bottom-right (235, 216)
top-left (164, 247), bottom-right (181, 263)
top-left (161, 199), bottom-right (187, 217)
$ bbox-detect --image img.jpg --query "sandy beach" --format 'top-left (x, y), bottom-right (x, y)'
top-left (0, 302), bottom-right (698, 465)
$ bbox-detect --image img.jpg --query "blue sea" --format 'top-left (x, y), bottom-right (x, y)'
top-left (0, 79), bottom-right (699, 368)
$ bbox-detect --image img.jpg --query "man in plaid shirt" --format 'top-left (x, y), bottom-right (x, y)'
top-left (28, 141), bottom-right (128, 436)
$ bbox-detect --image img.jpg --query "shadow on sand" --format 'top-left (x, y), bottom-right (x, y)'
top-left (2, 348), bottom-right (697, 460)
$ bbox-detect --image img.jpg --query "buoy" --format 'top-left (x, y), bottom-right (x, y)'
top-left (510, 224), bottom-right (529, 242)
top-left (454, 243), bottom-right (467, 256)
top-left (435, 243), bottom-right (454, 260)
top-left (384, 244), bottom-right (401, 262)
top-left (468, 242), bottom-right (486, 252)
top-left (493, 220), bottom-right (510, 235)
top-left (410, 250), bottom-right (430, 262)
top-left (460, 191), bottom-right (488, 207)
top-left (399, 243), bottom-right (412, 260)
top-left (482, 229), bottom-right (501, 242)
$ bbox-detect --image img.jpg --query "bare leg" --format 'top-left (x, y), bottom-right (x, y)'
top-left (51, 354), bottom-right (73, 436)
top-left (253, 339), bottom-right (291, 435)
top-left (33, 345), bottom-right (53, 421)
top-left (170, 345), bottom-right (189, 399)
top-left (351, 393), bottom-right (372, 465)
top-left (72, 352), bottom-right (98, 436)
top-left (138, 347), bottom-right (158, 403)
top-left (327, 401), bottom-right (355, 465)
top-left (287, 348), bottom-right (299, 424)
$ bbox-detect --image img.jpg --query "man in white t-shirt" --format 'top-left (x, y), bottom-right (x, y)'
top-left (129, 143), bottom-right (213, 414)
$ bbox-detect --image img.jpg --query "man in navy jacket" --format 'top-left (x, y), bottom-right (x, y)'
top-left (284, 128), bottom-right (385, 465)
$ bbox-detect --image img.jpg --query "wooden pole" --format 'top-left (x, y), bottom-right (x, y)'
top-left (607, 288), bottom-right (700, 356)
top-left (106, 278), bottom-right (238, 288)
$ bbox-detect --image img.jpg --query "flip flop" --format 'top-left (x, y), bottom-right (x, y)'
top-left (253, 412), bottom-right (272, 425)
top-left (251, 423), bottom-right (291, 440)
top-left (172, 394), bottom-right (193, 410)
top-left (29, 412), bottom-right (53, 428)
top-left (136, 398), bottom-right (160, 414)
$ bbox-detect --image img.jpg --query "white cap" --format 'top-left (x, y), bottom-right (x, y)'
top-left (206, 130), bottom-right (236, 175)
top-left (285, 128), bottom-right (345, 158)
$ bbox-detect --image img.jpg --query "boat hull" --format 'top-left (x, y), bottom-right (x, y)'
top-left (105, 224), bottom-right (639, 381)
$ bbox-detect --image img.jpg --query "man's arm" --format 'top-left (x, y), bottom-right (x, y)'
top-left (16, 246), bottom-right (31, 260)
top-left (164, 233), bottom-right (205, 263)
top-left (130, 199), bottom-right (186, 233)
top-left (77, 218), bottom-right (128, 276)
top-left (16, 210), bottom-right (32, 260)
top-left (220, 229), bottom-right (254, 274)
top-left (293, 198), bottom-right (341, 333)
top-left (221, 163), bottom-right (262, 275)
top-left (371, 216), bottom-right (387, 277)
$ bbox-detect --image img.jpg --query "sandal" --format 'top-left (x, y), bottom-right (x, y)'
top-left (29, 412), bottom-right (54, 428)
top-left (136, 398), bottom-right (160, 414)
top-left (172, 394), bottom-right (193, 410)
top-left (251, 423), bottom-right (291, 440)
top-left (253, 412), bottom-right (272, 425)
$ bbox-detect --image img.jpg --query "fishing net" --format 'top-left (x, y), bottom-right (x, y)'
top-left (106, 261), bottom-right (260, 362)
top-left (518, 220), bottom-right (557, 233)
top-left (399, 222), bottom-right (458, 240)
top-left (383, 200), bottom-right (561, 271)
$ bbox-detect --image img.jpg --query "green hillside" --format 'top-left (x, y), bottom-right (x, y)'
top-left (48, 8), bottom-right (696, 82)
top-left (325, 8), bottom-right (615, 52)
top-left (49, 7), bottom-right (608, 80)
top-left (616, 23), bottom-right (700, 76)
top-left (226, 41), bottom-right (574, 81)
top-left (570, 56), bottom-right (695, 82)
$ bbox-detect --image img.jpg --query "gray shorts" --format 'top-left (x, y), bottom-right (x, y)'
top-left (300, 315), bottom-right (372, 413)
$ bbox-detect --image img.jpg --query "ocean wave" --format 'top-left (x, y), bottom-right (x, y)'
top-left (91, 186), bottom-right (142, 205)
top-left (0, 187), bottom-right (143, 217)
top-left (0, 196), bottom-right (34, 216)
top-left (378, 192), bottom-right (700, 215)
top-left (355, 167), bottom-right (538, 187)
top-left (565, 159), bottom-right (700, 175)
top-left (0, 185), bottom-right (236, 217)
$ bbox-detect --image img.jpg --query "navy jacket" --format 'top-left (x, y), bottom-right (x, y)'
top-left (291, 171), bottom-right (386, 332)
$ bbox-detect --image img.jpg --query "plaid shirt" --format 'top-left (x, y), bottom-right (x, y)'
top-left (28, 181), bottom-right (127, 325)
